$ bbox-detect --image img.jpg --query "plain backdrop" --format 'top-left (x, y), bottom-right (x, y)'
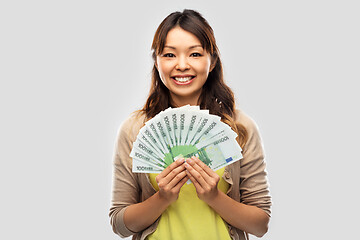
top-left (1, 0), bottom-right (359, 239)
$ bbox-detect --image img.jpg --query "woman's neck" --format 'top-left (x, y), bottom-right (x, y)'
top-left (169, 92), bottom-right (201, 107)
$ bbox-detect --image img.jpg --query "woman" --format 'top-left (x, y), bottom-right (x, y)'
top-left (109, 9), bottom-right (271, 240)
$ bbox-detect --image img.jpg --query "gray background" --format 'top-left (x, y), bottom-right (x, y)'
top-left (1, 0), bottom-right (359, 239)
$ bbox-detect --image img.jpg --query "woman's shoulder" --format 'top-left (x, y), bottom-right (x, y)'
top-left (234, 108), bottom-right (260, 133)
top-left (116, 110), bottom-right (146, 142)
top-left (121, 110), bottom-right (146, 128)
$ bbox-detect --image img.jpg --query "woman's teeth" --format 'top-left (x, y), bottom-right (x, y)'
top-left (174, 76), bottom-right (193, 82)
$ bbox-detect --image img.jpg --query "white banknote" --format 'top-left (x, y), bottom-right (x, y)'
top-left (131, 106), bottom-right (243, 173)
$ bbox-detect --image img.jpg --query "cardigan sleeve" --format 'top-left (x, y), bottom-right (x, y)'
top-left (109, 116), bottom-right (141, 238)
top-left (239, 113), bottom-right (272, 217)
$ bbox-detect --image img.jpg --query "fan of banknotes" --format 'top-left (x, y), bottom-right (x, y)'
top-left (130, 105), bottom-right (243, 173)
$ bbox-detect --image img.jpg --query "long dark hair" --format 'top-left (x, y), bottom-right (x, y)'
top-left (140, 9), bottom-right (247, 148)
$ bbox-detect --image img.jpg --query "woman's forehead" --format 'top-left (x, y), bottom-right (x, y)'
top-left (164, 27), bottom-right (203, 50)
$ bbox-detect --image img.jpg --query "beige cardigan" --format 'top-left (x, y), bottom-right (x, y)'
top-left (109, 109), bottom-right (272, 240)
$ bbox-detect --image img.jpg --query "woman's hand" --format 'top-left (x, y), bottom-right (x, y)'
top-left (155, 158), bottom-right (189, 204)
top-left (184, 156), bottom-right (220, 203)
top-left (122, 158), bottom-right (187, 233)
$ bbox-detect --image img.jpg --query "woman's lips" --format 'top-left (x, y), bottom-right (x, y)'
top-left (172, 76), bottom-right (195, 85)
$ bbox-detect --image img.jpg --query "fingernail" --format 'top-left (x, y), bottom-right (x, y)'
top-left (186, 158), bottom-right (192, 164)
top-left (176, 158), bottom-right (184, 163)
top-left (184, 163), bottom-right (189, 168)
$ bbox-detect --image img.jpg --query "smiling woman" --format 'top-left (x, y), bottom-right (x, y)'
top-left (109, 9), bottom-right (272, 240)
top-left (155, 26), bottom-right (215, 107)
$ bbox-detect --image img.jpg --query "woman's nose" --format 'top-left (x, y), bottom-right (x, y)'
top-left (175, 56), bottom-right (190, 71)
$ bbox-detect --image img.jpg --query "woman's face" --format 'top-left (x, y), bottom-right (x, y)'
top-left (156, 26), bottom-right (214, 106)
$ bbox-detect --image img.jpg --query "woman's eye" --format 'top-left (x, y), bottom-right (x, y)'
top-left (163, 53), bottom-right (175, 57)
top-left (191, 53), bottom-right (202, 57)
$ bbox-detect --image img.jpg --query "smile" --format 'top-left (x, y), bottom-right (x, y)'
top-left (172, 76), bottom-right (195, 85)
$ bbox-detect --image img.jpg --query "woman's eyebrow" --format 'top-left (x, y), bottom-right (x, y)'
top-left (164, 45), bottom-right (203, 49)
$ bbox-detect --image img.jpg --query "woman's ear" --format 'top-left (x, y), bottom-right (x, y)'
top-left (210, 58), bottom-right (217, 72)
top-left (209, 53), bottom-right (219, 72)
top-left (154, 58), bottom-right (158, 70)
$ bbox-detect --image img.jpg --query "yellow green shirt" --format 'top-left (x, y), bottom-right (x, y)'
top-left (147, 167), bottom-right (231, 240)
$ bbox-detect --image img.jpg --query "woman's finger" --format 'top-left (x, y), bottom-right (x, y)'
top-left (166, 169), bottom-right (188, 189)
top-left (191, 156), bottom-right (218, 178)
top-left (186, 157), bottom-right (210, 179)
top-left (162, 162), bottom-right (187, 183)
top-left (184, 160), bottom-right (208, 188)
top-left (157, 158), bottom-right (185, 180)
top-left (173, 174), bottom-right (189, 192)
top-left (185, 168), bottom-right (203, 191)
